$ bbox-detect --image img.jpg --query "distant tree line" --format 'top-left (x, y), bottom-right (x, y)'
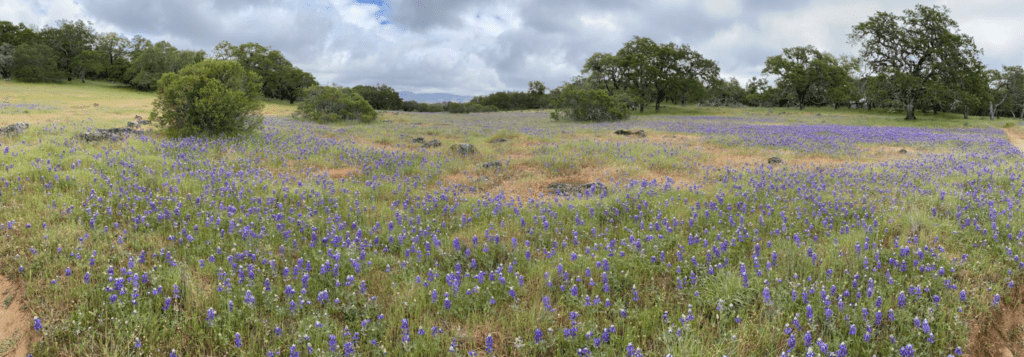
top-left (0, 19), bottom-right (318, 103)
top-left (546, 4), bottom-right (1024, 121)
top-left (4, 5), bottom-right (1024, 121)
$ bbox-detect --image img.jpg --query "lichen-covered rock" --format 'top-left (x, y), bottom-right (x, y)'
top-left (75, 127), bottom-right (142, 142)
top-left (768, 157), bottom-right (783, 165)
top-left (450, 143), bottom-right (476, 155)
top-left (0, 122), bottom-right (29, 136)
top-left (482, 161), bottom-right (502, 169)
top-left (127, 121), bottom-right (139, 129)
top-left (411, 137), bottom-right (425, 144)
top-left (423, 139), bottom-right (441, 148)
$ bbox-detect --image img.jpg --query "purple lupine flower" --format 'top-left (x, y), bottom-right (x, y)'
top-left (485, 334), bottom-right (494, 353)
top-left (206, 307), bottom-right (216, 321)
top-left (535, 328), bottom-right (543, 343)
top-left (899, 343), bottom-right (915, 356)
top-left (33, 316), bottom-right (42, 331)
top-left (234, 332), bottom-right (242, 347)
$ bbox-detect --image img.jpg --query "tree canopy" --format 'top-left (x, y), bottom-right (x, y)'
top-left (214, 41), bottom-right (318, 103)
top-left (762, 46), bottom-right (856, 110)
top-left (351, 84), bottom-right (402, 111)
top-left (124, 41), bottom-right (205, 90)
top-left (848, 4), bottom-right (983, 120)
top-left (582, 36), bottom-right (718, 112)
top-left (10, 42), bottom-right (65, 82)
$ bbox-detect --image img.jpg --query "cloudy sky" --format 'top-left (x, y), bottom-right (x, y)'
top-left (2, 0), bottom-right (1022, 96)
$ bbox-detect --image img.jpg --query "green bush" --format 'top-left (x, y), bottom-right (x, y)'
top-left (150, 60), bottom-right (265, 137)
top-left (11, 43), bottom-right (66, 82)
top-left (294, 85), bottom-right (377, 123)
top-left (550, 83), bottom-right (630, 122)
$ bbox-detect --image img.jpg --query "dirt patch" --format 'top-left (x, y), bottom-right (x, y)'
top-left (326, 167), bottom-right (361, 179)
top-left (1003, 128), bottom-right (1024, 154)
top-left (0, 276), bottom-right (36, 357)
top-left (970, 284), bottom-right (1024, 357)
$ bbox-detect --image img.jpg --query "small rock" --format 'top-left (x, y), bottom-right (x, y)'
top-left (897, 148), bottom-right (907, 154)
top-left (93, 103), bottom-right (99, 107)
top-left (450, 143), bottom-right (476, 155)
top-left (491, 138), bottom-right (508, 143)
top-left (547, 182), bottom-right (607, 196)
top-left (127, 121), bottom-right (139, 129)
top-left (768, 157), bottom-right (783, 165)
top-left (0, 122), bottom-right (29, 136)
top-left (816, 113), bottom-right (822, 116)
top-left (411, 137), bottom-right (425, 143)
top-left (422, 139), bottom-right (441, 148)
top-left (482, 161), bottom-right (502, 169)
top-left (137, 120), bottom-right (151, 125)
top-left (134, 115), bottom-right (143, 120)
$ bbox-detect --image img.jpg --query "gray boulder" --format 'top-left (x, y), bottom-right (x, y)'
top-left (411, 137), bottom-right (425, 144)
top-left (490, 138), bottom-right (508, 143)
top-left (768, 157), bottom-right (783, 165)
top-left (450, 143), bottom-right (476, 155)
top-left (897, 148), bottom-right (908, 154)
top-left (423, 139), bottom-right (441, 148)
top-left (127, 121), bottom-right (139, 129)
top-left (0, 122), bottom-right (29, 136)
top-left (482, 161), bottom-right (502, 169)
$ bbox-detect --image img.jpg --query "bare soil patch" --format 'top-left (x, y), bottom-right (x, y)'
top-left (327, 167), bottom-right (361, 179)
top-left (0, 276), bottom-right (35, 357)
top-left (970, 284), bottom-right (1024, 357)
top-left (1003, 128), bottom-right (1024, 154)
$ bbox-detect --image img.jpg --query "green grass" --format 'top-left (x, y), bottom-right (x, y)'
top-left (1, 80), bottom-right (1023, 356)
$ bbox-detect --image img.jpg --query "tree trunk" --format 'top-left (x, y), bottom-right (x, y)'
top-left (799, 102), bottom-right (805, 110)
top-left (963, 105), bottom-right (968, 119)
top-left (904, 103), bottom-right (916, 120)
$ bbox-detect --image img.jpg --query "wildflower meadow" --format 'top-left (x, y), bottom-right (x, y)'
top-left (2, 80), bottom-right (1024, 356)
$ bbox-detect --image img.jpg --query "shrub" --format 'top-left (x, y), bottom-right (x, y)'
top-left (150, 60), bottom-right (265, 137)
top-left (550, 83), bottom-right (630, 122)
top-left (294, 85), bottom-right (377, 123)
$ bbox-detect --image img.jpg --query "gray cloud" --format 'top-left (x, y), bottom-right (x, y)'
top-left (0, 0), bottom-right (1019, 96)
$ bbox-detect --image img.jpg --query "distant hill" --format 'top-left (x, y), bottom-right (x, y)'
top-left (398, 91), bottom-right (474, 104)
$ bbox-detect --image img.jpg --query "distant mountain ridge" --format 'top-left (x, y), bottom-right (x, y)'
top-left (398, 91), bottom-right (474, 103)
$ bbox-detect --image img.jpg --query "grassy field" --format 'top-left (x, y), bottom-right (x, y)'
top-left (2, 79), bottom-right (1024, 356)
